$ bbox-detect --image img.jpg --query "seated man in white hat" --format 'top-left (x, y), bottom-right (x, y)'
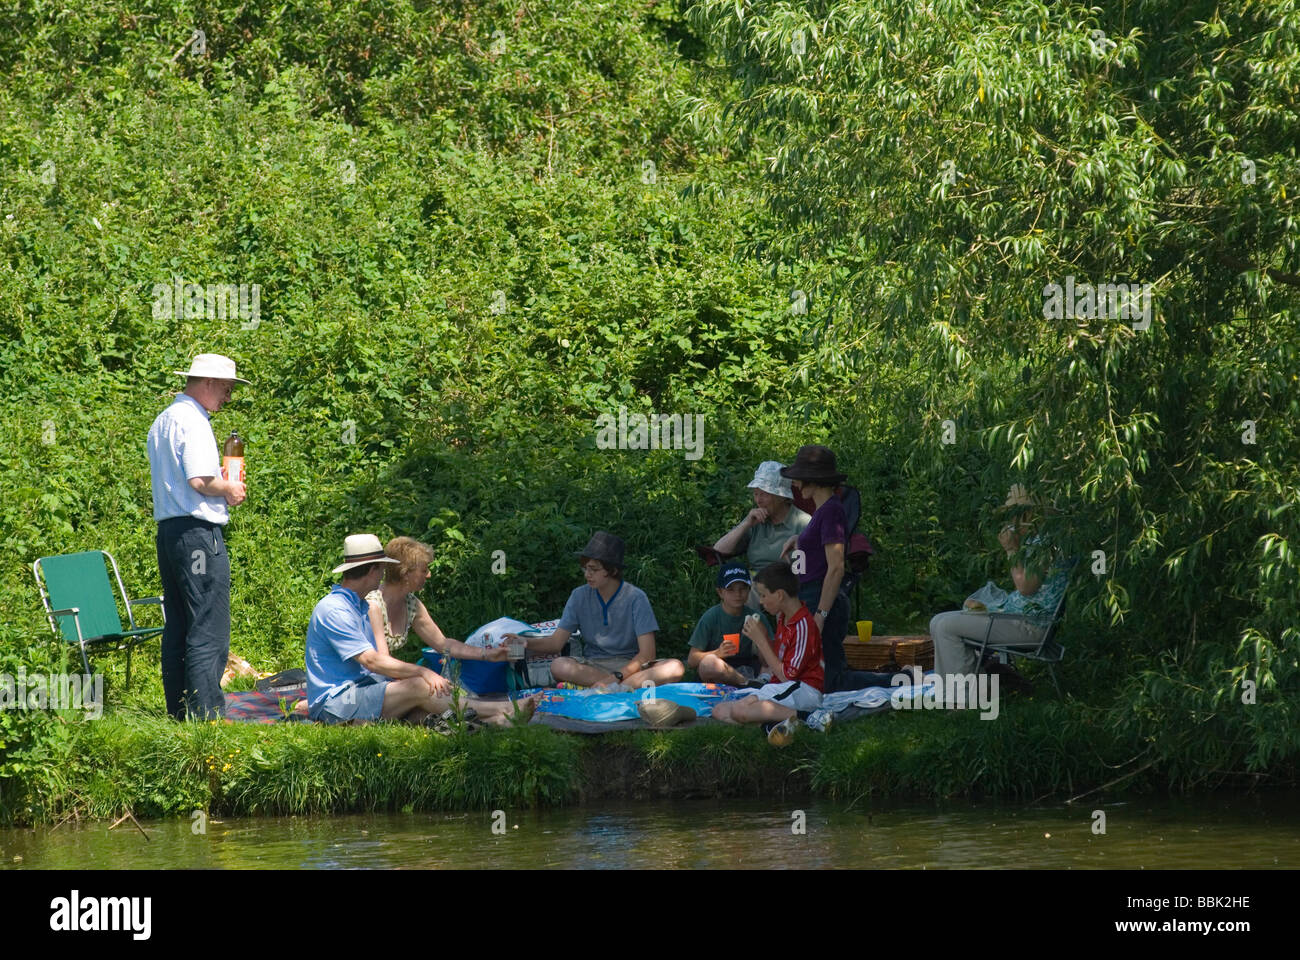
top-left (148, 353), bottom-right (249, 721)
top-left (711, 460), bottom-right (811, 610)
top-left (305, 535), bottom-right (540, 726)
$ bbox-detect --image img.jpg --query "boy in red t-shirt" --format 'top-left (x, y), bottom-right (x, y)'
top-left (712, 561), bottom-right (824, 744)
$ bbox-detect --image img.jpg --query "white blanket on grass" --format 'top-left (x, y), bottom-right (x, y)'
top-left (803, 674), bottom-right (936, 731)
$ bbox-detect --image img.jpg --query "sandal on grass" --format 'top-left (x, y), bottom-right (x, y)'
top-left (423, 708), bottom-right (484, 734)
top-left (458, 707), bottom-right (485, 733)
top-left (422, 709), bottom-right (456, 735)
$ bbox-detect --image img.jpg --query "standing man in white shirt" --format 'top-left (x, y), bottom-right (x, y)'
top-left (147, 354), bottom-right (249, 720)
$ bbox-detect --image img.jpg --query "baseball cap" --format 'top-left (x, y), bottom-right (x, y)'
top-left (717, 562), bottom-right (751, 589)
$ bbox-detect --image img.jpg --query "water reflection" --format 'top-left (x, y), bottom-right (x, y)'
top-left (3, 794), bottom-right (1298, 869)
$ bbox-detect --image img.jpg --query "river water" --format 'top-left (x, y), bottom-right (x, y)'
top-left (2, 794), bottom-right (1297, 869)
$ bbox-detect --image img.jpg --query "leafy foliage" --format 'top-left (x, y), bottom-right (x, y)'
top-left (688, 0), bottom-right (1300, 781)
top-left (2, 0), bottom-right (1297, 813)
top-left (0, 1), bottom-right (839, 742)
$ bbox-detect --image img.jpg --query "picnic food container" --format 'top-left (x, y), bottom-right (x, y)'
top-left (843, 634), bottom-right (934, 670)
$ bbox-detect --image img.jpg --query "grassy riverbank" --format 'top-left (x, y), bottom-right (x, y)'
top-left (5, 0), bottom-right (1300, 818)
top-left (3, 693), bottom-right (1243, 828)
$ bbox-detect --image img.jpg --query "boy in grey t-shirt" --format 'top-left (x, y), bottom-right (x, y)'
top-left (521, 532), bottom-right (685, 689)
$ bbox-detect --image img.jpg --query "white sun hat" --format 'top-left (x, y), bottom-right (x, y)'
top-left (173, 353), bottom-right (251, 384)
top-left (747, 461), bottom-right (794, 499)
top-left (333, 534), bottom-right (401, 575)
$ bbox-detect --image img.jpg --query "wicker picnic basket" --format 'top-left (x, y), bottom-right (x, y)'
top-left (844, 635), bottom-right (934, 670)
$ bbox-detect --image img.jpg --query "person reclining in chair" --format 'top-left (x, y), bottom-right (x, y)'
top-left (930, 485), bottom-right (1069, 688)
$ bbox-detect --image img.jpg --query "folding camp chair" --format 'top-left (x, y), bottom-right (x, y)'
top-left (32, 550), bottom-right (165, 688)
top-left (957, 586), bottom-right (1068, 695)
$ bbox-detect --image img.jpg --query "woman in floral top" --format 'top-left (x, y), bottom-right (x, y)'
top-left (365, 536), bottom-right (509, 666)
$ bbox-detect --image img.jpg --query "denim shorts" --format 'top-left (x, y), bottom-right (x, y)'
top-left (313, 677), bottom-right (389, 724)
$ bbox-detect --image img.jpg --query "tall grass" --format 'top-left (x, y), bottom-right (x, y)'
top-left (4, 696), bottom-right (1242, 827)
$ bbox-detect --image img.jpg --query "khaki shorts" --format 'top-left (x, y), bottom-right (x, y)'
top-left (313, 677), bottom-right (389, 724)
top-left (515, 655), bottom-right (653, 688)
top-left (574, 656), bottom-right (633, 674)
top-left (572, 656), bottom-right (674, 679)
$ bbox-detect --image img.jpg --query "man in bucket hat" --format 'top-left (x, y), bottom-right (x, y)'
top-left (517, 531), bottom-right (685, 689)
top-left (711, 461), bottom-right (811, 609)
top-left (305, 535), bottom-right (539, 726)
top-left (147, 353), bottom-right (249, 720)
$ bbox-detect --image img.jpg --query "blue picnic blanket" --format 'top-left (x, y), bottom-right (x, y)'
top-left (529, 682), bottom-right (731, 723)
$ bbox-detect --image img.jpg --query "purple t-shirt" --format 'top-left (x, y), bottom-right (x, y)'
top-left (796, 497), bottom-right (847, 583)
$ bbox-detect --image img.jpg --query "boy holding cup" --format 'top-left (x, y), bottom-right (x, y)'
top-left (687, 562), bottom-right (773, 686)
top-left (712, 561), bottom-right (825, 745)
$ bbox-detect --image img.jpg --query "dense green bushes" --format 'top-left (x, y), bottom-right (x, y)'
top-left (688, 0), bottom-right (1300, 781)
top-left (0, 3), bottom-right (872, 812)
top-left (0, 639), bottom-right (75, 818)
top-left (2, 1), bottom-right (1298, 822)
top-left (0, 3), bottom-right (813, 664)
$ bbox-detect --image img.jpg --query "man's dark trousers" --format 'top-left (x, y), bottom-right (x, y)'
top-left (798, 578), bottom-right (888, 693)
top-left (156, 516), bottom-right (230, 720)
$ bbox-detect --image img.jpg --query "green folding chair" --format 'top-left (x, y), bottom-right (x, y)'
top-left (32, 550), bottom-right (165, 688)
